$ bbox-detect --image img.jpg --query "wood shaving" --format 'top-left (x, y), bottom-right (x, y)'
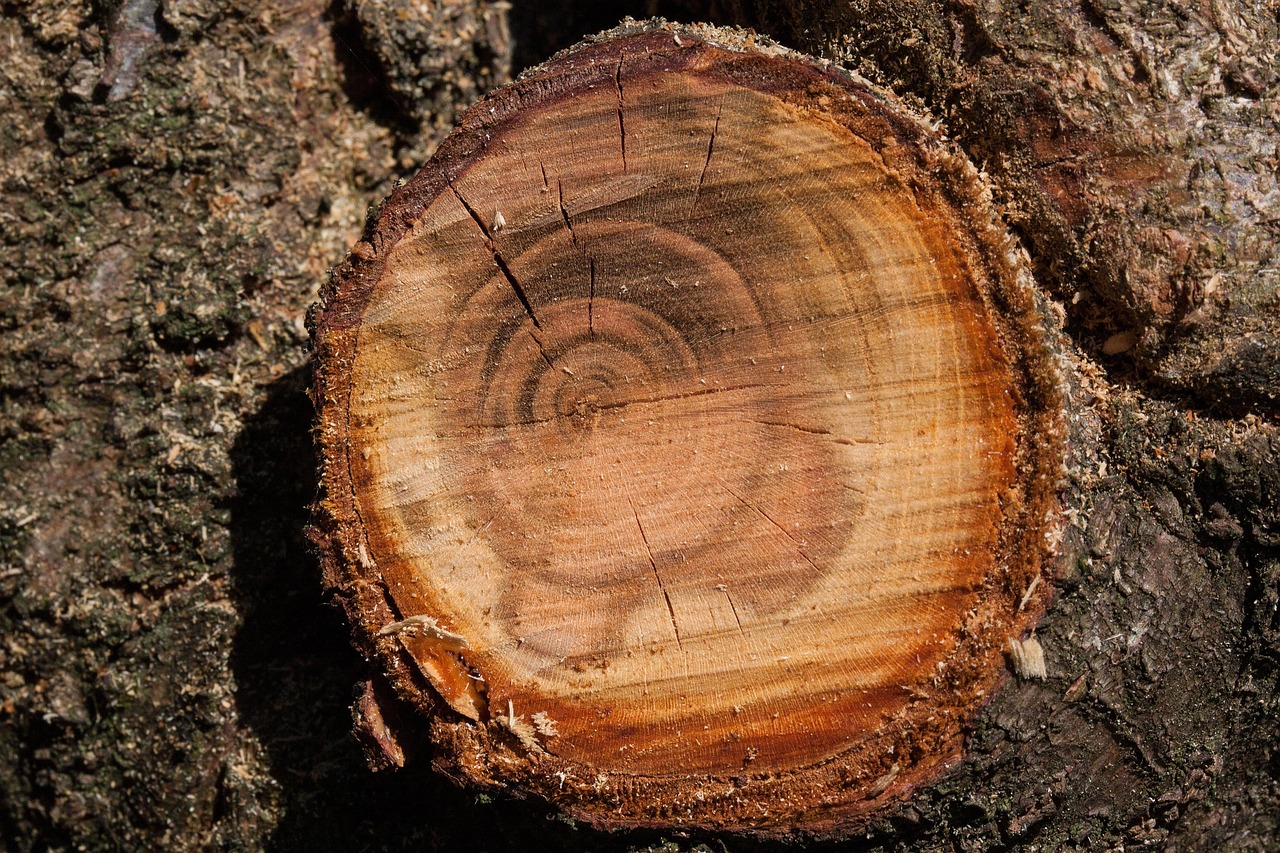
top-left (1008, 636), bottom-right (1047, 680)
top-left (376, 614), bottom-right (470, 650)
top-left (531, 711), bottom-right (558, 737)
top-left (501, 699), bottom-right (544, 752)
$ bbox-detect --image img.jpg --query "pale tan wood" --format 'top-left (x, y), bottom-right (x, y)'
top-left (314, 22), bottom-right (1064, 836)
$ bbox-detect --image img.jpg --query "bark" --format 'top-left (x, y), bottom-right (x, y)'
top-left (0, 1), bottom-right (1275, 851)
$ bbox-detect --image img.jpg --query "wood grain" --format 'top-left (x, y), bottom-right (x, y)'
top-left (313, 23), bottom-right (1065, 835)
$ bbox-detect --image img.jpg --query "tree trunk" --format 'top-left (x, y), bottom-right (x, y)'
top-left (0, 1), bottom-right (1275, 851)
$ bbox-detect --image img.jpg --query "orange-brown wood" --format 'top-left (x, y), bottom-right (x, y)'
top-left (313, 22), bottom-right (1064, 836)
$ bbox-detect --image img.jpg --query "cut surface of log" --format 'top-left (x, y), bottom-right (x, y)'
top-left (313, 23), bottom-right (1065, 835)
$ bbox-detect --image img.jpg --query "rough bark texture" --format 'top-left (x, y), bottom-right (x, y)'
top-left (0, 1), bottom-right (1275, 852)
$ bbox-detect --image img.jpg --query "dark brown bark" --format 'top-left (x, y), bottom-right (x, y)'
top-left (0, 1), bottom-right (1275, 851)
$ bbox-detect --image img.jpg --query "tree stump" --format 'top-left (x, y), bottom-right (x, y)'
top-left (313, 22), bottom-right (1065, 836)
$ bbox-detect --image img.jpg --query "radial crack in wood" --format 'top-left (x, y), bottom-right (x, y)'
top-left (312, 21), bottom-right (1066, 837)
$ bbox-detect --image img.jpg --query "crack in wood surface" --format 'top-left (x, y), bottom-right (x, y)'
top-left (614, 56), bottom-right (627, 172)
top-left (456, 382), bottom-right (785, 431)
top-left (750, 418), bottom-right (876, 445)
top-left (557, 181), bottom-right (596, 338)
top-left (750, 418), bottom-right (833, 436)
top-left (626, 493), bottom-right (683, 652)
top-left (448, 182), bottom-right (554, 368)
top-left (723, 588), bottom-right (746, 638)
top-left (713, 472), bottom-right (826, 577)
top-left (691, 98), bottom-right (723, 214)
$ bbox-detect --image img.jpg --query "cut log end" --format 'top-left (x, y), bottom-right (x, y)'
top-left (313, 21), bottom-right (1065, 837)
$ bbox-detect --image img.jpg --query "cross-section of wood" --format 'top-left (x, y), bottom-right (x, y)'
top-left (312, 22), bottom-right (1065, 836)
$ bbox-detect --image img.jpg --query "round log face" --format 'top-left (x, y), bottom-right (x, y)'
top-left (314, 25), bottom-right (1064, 836)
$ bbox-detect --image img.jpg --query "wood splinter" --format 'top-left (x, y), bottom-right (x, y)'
top-left (312, 21), bottom-right (1065, 837)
